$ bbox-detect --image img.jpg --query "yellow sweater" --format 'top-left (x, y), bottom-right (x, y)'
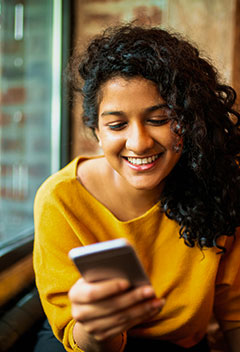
top-left (33, 156), bottom-right (240, 351)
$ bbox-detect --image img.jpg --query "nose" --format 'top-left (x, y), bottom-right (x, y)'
top-left (125, 122), bottom-right (154, 154)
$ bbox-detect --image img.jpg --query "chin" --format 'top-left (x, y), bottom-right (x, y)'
top-left (127, 174), bottom-right (166, 191)
top-left (130, 181), bottom-right (162, 191)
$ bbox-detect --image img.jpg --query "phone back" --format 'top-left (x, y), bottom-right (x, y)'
top-left (69, 239), bottom-right (150, 287)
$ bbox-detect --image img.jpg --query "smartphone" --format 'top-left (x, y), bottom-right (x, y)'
top-left (69, 238), bottom-right (150, 287)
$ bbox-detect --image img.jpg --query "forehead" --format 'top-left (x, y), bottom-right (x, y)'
top-left (98, 76), bottom-right (165, 110)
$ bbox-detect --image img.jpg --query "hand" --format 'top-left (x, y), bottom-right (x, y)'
top-left (68, 278), bottom-right (165, 342)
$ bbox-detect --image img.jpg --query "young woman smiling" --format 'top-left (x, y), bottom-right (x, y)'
top-left (33, 24), bottom-right (240, 352)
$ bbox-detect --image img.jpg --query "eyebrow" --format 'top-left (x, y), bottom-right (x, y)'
top-left (145, 103), bottom-right (169, 113)
top-left (100, 104), bottom-right (169, 117)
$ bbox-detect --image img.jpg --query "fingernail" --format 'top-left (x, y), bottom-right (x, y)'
top-left (142, 286), bottom-right (155, 298)
top-left (119, 279), bottom-right (130, 290)
top-left (152, 298), bottom-right (165, 309)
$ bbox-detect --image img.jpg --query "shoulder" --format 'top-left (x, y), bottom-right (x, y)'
top-left (34, 155), bottom-right (108, 210)
top-left (77, 156), bottom-right (111, 189)
top-left (34, 157), bottom-right (81, 208)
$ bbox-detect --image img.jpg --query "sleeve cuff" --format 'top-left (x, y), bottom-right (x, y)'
top-left (68, 320), bottom-right (127, 352)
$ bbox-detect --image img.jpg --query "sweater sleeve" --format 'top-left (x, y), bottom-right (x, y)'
top-left (213, 227), bottom-right (240, 331)
top-left (33, 176), bottom-right (127, 352)
top-left (33, 180), bottom-right (83, 351)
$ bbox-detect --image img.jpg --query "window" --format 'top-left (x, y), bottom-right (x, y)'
top-left (0, 0), bottom-right (70, 259)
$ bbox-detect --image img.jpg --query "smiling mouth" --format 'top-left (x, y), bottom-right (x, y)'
top-left (123, 153), bottom-right (162, 165)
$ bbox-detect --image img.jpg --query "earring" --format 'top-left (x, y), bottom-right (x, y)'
top-left (98, 139), bottom-right (102, 147)
top-left (176, 138), bottom-right (183, 152)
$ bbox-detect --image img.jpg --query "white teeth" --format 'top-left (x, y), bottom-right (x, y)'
top-left (127, 154), bottom-right (160, 165)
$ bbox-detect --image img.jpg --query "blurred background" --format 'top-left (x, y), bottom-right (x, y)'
top-left (0, 0), bottom-right (239, 351)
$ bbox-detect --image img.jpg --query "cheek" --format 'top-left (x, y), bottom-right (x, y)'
top-left (100, 133), bottom-right (125, 152)
top-left (154, 127), bottom-right (178, 149)
top-left (161, 131), bottom-right (182, 161)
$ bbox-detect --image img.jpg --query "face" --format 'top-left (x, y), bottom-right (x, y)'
top-left (95, 76), bottom-right (182, 192)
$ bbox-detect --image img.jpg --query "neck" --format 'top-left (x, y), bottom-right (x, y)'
top-left (113, 170), bottom-right (164, 214)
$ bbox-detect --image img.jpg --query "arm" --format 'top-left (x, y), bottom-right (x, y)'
top-left (214, 229), bottom-right (240, 352)
top-left (69, 278), bottom-right (165, 351)
top-left (223, 327), bottom-right (240, 352)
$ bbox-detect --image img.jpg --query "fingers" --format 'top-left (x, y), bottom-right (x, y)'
top-left (69, 278), bottom-right (130, 303)
top-left (80, 298), bottom-right (165, 341)
top-left (72, 285), bottom-right (157, 321)
top-left (69, 278), bottom-right (165, 342)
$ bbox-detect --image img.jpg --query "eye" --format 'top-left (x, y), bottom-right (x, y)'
top-left (107, 122), bottom-right (127, 130)
top-left (147, 117), bottom-right (169, 126)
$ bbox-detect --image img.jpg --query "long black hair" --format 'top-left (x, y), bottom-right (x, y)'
top-left (68, 24), bottom-right (240, 251)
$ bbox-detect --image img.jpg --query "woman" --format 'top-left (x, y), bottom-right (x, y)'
top-left (33, 24), bottom-right (240, 352)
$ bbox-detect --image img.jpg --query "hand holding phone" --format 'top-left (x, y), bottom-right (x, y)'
top-left (69, 238), bottom-right (150, 287)
top-left (68, 239), bottom-right (164, 344)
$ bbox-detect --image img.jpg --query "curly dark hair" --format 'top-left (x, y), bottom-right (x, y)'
top-left (69, 24), bottom-right (240, 251)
